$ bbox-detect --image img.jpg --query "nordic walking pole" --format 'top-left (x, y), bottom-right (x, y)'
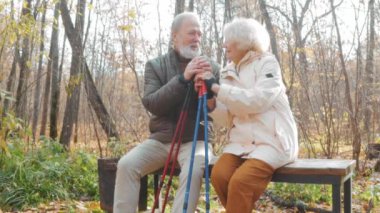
top-left (161, 87), bottom-right (193, 212)
top-left (152, 87), bottom-right (192, 213)
top-left (201, 82), bottom-right (210, 213)
top-left (183, 81), bottom-right (208, 213)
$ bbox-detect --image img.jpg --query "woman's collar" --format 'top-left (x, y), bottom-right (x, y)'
top-left (238, 51), bottom-right (262, 66)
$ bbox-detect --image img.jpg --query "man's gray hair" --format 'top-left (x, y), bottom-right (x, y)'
top-left (171, 12), bottom-right (200, 33)
top-left (224, 18), bottom-right (270, 53)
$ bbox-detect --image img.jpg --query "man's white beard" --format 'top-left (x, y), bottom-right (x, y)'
top-left (178, 45), bottom-right (200, 59)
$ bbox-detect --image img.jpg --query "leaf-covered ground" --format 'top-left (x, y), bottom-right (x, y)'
top-left (1, 166), bottom-right (378, 213)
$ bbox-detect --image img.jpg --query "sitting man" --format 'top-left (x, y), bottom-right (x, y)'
top-left (113, 12), bottom-right (220, 213)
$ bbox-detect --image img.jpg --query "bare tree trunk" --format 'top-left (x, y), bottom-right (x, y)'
top-left (175, 0), bottom-right (185, 16)
top-left (258, 0), bottom-right (280, 63)
top-left (212, 0), bottom-right (222, 64)
top-left (188, 0), bottom-right (194, 11)
top-left (2, 45), bottom-right (19, 119)
top-left (156, 0), bottom-right (163, 56)
top-left (40, 2), bottom-right (60, 137)
top-left (167, 0), bottom-right (186, 52)
top-left (73, 0), bottom-right (86, 144)
top-left (364, 0), bottom-right (375, 144)
top-left (257, 0), bottom-right (287, 91)
top-left (224, 0), bottom-right (232, 22)
top-left (60, 0), bottom-right (86, 148)
top-left (223, 0), bottom-right (232, 66)
top-left (82, 62), bottom-right (120, 139)
top-left (90, 6), bottom-right (98, 72)
top-left (330, 0), bottom-right (361, 168)
top-left (49, 34), bottom-right (67, 139)
top-left (15, 0), bottom-right (32, 120)
top-left (32, 0), bottom-right (47, 142)
top-left (2, 0), bottom-right (18, 121)
top-left (60, 0), bottom-right (119, 147)
top-left (48, 2), bottom-right (63, 139)
top-left (83, 0), bottom-right (93, 48)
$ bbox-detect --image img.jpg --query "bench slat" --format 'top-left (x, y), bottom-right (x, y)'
top-left (276, 159), bottom-right (356, 176)
top-left (155, 159), bottom-right (356, 177)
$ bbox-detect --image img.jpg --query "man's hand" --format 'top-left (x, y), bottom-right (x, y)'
top-left (183, 56), bottom-right (212, 81)
top-left (195, 72), bottom-right (217, 89)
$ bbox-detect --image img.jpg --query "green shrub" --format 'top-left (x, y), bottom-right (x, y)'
top-left (268, 183), bottom-right (332, 205)
top-left (357, 182), bottom-right (380, 207)
top-left (0, 139), bottom-right (98, 211)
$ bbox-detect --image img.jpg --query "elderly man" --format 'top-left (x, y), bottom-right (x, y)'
top-left (113, 12), bottom-right (220, 213)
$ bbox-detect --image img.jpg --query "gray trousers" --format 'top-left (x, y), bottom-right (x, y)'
top-left (113, 139), bottom-right (213, 213)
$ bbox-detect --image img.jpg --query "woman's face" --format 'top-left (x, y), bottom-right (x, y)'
top-left (223, 39), bottom-right (249, 64)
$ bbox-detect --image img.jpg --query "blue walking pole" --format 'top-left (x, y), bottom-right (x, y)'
top-left (202, 82), bottom-right (210, 213)
top-left (183, 82), bottom-right (210, 213)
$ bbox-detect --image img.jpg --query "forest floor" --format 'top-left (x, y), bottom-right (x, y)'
top-left (1, 143), bottom-right (379, 213)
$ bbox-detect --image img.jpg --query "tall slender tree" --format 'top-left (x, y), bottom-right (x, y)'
top-left (364, 0), bottom-right (375, 143)
top-left (258, 0), bottom-right (280, 63)
top-left (60, 0), bottom-right (86, 148)
top-left (330, 0), bottom-right (361, 169)
top-left (59, 0), bottom-right (119, 148)
top-left (2, 0), bottom-right (19, 120)
top-left (49, 2), bottom-right (62, 139)
top-left (32, 0), bottom-right (47, 142)
top-left (175, 0), bottom-right (185, 15)
top-left (73, 0), bottom-right (86, 144)
top-left (188, 0), bottom-right (194, 11)
top-left (15, 0), bottom-right (32, 120)
top-left (40, 2), bottom-right (60, 137)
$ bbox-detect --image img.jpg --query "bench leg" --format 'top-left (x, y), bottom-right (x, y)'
top-left (154, 174), bottom-right (159, 196)
top-left (344, 178), bottom-right (352, 213)
top-left (139, 176), bottom-right (148, 211)
top-left (153, 174), bottom-right (160, 207)
top-left (332, 183), bottom-right (341, 213)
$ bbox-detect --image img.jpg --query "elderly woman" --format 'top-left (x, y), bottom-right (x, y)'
top-left (196, 18), bottom-right (299, 212)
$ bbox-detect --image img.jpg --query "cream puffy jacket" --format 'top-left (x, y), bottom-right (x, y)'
top-left (210, 51), bottom-right (298, 169)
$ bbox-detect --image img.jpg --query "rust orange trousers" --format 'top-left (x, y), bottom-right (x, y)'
top-left (211, 153), bottom-right (275, 213)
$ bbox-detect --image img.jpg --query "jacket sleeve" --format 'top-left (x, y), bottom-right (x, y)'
top-left (209, 100), bottom-right (232, 128)
top-left (141, 60), bottom-right (188, 116)
top-left (217, 56), bottom-right (284, 115)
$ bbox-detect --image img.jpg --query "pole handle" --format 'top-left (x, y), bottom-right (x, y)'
top-left (198, 81), bottom-right (207, 97)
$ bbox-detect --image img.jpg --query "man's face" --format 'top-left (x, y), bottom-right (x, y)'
top-left (173, 18), bottom-right (202, 59)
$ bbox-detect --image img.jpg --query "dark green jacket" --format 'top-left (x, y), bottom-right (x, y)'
top-left (142, 50), bottom-right (220, 143)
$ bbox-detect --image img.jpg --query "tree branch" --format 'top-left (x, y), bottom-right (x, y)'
top-left (302, 0), bottom-right (344, 43)
top-left (267, 4), bottom-right (293, 24)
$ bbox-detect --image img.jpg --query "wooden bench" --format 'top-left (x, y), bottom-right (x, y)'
top-left (138, 159), bottom-right (356, 213)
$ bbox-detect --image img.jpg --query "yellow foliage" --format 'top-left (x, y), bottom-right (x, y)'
top-left (128, 9), bottom-right (136, 19)
top-left (88, 3), bottom-right (94, 11)
top-left (0, 111), bottom-right (24, 156)
top-left (119, 24), bottom-right (134, 32)
top-left (0, 134), bottom-right (9, 155)
top-left (65, 74), bottom-right (83, 97)
top-left (0, 3), bottom-right (4, 13)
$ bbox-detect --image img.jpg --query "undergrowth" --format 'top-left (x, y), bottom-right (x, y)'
top-left (0, 138), bottom-right (98, 211)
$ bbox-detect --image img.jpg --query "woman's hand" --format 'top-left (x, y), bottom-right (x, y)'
top-left (194, 72), bottom-right (220, 97)
top-left (195, 72), bottom-right (219, 92)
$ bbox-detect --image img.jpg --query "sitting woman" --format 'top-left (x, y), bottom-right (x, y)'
top-left (197, 18), bottom-right (299, 213)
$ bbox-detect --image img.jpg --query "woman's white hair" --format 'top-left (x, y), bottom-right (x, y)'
top-left (223, 18), bottom-right (270, 53)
